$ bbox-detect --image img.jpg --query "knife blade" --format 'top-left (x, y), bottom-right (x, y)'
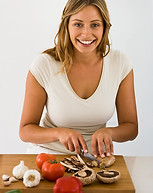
top-left (80, 147), bottom-right (101, 165)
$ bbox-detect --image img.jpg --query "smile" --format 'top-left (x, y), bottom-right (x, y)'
top-left (77, 39), bottom-right (96, 45)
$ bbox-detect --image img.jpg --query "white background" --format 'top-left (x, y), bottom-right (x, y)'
top-left (0, 0), bottom-right (153, 156)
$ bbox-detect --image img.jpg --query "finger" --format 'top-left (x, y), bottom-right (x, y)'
top-left (91, 136), bottom-right (98, 157)
top-left (79, 136), bottom-right (88, 154)
top-left (106, 136), bottom-right (113, 156)
top-left (97, 139), bottom-right (105, 158)
top-left (72, 138), bottom-right (81, 154)
top-left (109, 139), bottom-right (114, 155)
top-left (67, 140), bottom-right (75, 152)
top-left (103, 137), bottom-right (111, 156)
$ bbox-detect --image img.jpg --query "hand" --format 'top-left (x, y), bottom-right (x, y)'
top-left (58, 128), bottom-right (88, 154)
top-left (91, 128), bottom-right (114, 157)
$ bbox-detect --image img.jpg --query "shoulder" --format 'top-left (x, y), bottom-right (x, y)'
top-left (31, 53), bottom-right (60, 67)
top-left (105, 49), bottom-right (133, 81)
top-left (105, 49), bottom-right (132, 68)
top-left (106, 49), bottom-right (129, 62)
top-left (30, 53), bottom-right (62, 74)
top-left (29, 53), bottom-right (62, 89)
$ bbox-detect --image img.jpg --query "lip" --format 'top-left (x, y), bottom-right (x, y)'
top-left (77, 39), bottom-right (96, 46)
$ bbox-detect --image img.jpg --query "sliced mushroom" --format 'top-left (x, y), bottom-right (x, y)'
top-left (97, 154), bottom-right (115, 168)
top-left (96, 170), bottom-right (120, 183)
top-left (65, 168), bottom-right (77, 173)
top-left (73, 168), bottom-right (96, 185)
top-left (60, 159), bottom-right (79, 172)
top-left (60, 156), bottom-right (85, 173)
top-left (86, 160), bottom-right (99, 168)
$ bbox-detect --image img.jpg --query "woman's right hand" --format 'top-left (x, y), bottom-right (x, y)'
top-left (57, 128), bottom-right (88, 154)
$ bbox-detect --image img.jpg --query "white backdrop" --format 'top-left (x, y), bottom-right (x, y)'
top-left (0, 0), bottom-right (153, 156)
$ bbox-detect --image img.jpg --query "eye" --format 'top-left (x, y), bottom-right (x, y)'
top-left (91, 23), bottom-right (100, 27)
top-left (74, 23), bottom-right (82, 27)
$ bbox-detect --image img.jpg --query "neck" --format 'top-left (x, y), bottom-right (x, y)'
top-left (73, 50), bottom-right (102, 67)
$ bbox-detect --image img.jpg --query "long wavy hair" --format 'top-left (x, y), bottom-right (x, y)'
top-left (43, 0), bottom-right (112, 72)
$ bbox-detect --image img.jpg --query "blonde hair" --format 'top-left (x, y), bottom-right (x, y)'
top-left (43, 0), bottom-right (111, 72)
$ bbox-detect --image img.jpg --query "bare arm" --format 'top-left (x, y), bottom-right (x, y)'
top-left (19, 71), bottom-right (88, 153)
top-left (19, 71), bottom-right (56, 143)
top-left (111, 69), bottom-right (138, 141)
top-left (91, 70), bottom-right (138, 157)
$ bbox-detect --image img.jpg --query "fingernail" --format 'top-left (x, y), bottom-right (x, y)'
top-left (84, 149), bottom-right (88, 153)
top-left (107, 152), bottom-right (110, 156)
top-left (101, 154), bottom-right (105, 158)
top-left (94, 154), bottom-right (97, 158)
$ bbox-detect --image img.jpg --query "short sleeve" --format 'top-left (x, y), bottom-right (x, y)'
top-left (119, 52), bottom-right (133, 82)
top-left (30, 54), bottom-right (50, 89)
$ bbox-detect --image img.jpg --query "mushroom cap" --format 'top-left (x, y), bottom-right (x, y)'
top-left (97, 155), bottom-right (116, 168)
top-left (96, 170), bottom-right (120, 183)
top-left (73, 168), bottom-right (96, 185)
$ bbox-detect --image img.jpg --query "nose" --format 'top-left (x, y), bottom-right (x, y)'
top-left (82, 25), bottom-right (91, 36)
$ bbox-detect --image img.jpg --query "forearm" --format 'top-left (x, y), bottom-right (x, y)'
top-left (19, 124), bottom-right (60, 144)
top-left (106, 122), bottom-right (138, 142)
top-left (19, 124), bottom-right (88, 154)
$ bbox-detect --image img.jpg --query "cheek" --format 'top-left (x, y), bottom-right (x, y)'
top-left (68, 25), bottom-right (80, 41)
top-left (95, 32), bottom-right (103, 44)
top-left (97, 29), bottom-right (104, 39)
top-left (70, 30), bottom-right (78, 39)
top-left (95, 26), bottom-right (104, 38)
top-left (69, 31), bottom-right (80, 46)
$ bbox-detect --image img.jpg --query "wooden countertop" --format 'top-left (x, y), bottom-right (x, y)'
top-left (0, 154), bottom-right (135, 193)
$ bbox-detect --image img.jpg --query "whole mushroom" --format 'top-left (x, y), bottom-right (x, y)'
top-left (73, 168), bottom-right (96, 186)
top-left (96, 170), bottom-right (120, 183)
top-left (97, 154), bottom-right (116, 168)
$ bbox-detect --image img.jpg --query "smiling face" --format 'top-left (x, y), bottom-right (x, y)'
top-left (68, 5), bottom-right (104, 56)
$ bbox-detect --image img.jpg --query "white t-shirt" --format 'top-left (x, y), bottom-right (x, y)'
top-left (29, 49), bottom-right (132, 154)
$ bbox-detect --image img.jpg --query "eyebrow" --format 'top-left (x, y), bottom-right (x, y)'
top-left (72, 19), bottom-right (103, 23)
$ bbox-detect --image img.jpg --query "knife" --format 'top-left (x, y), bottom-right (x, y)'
top-left (80, 147), bottom-right (101, 165)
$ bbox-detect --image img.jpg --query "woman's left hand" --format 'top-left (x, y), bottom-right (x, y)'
top-left (91, 128), bottom-right (114, 157)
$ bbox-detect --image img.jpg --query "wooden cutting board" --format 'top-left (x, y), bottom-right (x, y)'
top-left (0, 154), bottom-right (135, 193)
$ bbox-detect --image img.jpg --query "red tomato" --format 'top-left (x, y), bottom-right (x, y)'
top-left (36, 153), bottom-right (56, 169)
top-left (42, 160), bottom-right (65, 181)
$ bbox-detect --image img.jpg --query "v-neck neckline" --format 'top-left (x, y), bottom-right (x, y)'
top-left (64, 57), bottom-right (106, 102)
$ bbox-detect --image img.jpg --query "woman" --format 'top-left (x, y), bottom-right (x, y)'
top-left (19, 0), bottom-right (138, 157)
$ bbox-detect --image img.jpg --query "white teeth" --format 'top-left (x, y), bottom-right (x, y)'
top-left (79, 40), bottom-right (94, 45)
